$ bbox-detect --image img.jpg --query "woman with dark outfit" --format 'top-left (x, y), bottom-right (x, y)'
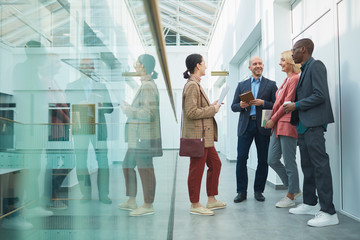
top-left (119, 54), bottom-right (162, 216)
top-left (265, 50), bottom-right (302, 207)
top-left (181, 53), bottom-right (226, 216)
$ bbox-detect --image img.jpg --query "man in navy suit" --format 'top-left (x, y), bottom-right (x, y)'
top-left (284, 38), bottom-right (339, 227)
top-left (231, 56), bottom-right (277, 203)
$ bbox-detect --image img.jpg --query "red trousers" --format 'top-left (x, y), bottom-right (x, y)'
top-left (188, 147), bottom-right (222, 203)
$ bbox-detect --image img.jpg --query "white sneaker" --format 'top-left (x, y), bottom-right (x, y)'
top-left (307, 211), bottom-right (339, 227)
top-left (190, 206), bottom-right (214, 216)
top-left (1, 217), bottom-right (33, 230)
top-left (294, 192), bottom-right (303, 200)
top-left (276, 197), bottom-right (295, 208)
top-left (289, 203), bottom-right (320, 215)
top-left (129, 206), bottom-right (154, 216)
top-left (118, 201), bottom-right (138, 211)
top-left (24, 206), bottom-right (54, 218)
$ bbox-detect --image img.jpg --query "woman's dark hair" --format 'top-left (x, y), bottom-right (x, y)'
top-left (138, 54), bottom-right (158, 79)
top-left (183, 53), bottom-right (203, 79)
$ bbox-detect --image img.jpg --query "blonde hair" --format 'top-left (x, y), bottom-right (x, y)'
top-left (281, 50), bottom-right (301, 74)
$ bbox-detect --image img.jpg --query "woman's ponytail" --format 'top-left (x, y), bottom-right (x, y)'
top-left (183, 70), bottom-right (190, 79)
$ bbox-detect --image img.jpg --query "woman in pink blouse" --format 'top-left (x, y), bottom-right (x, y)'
top-left (265, 50), bottom-right (302, 208)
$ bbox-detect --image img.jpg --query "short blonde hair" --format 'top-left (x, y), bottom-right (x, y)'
top-left (281, 50), bottom-right (301, 74)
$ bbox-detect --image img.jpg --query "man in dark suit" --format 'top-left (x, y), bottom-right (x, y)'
top-left (231, 56), bottom-right (277, 203)
top-left (66, 58), bottom-right (113, 204)
top-left (284, 38), bottom-right (339, 227)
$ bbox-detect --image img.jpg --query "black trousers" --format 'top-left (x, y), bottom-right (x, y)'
top-left (298, 126), bottom-right (336, 215)
top-left (236, 119), bottom-right (270, 193)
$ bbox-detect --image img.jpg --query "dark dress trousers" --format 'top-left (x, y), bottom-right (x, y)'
top-left (291, 57), bottom-right (336, 214)
top-left (231, 77), bottom-right (277, 193)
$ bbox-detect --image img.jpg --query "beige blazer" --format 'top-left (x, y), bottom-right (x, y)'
top-left (124, 79), bottom-right (162, 149)
top-left (181, 77), bottom-right (218, 148)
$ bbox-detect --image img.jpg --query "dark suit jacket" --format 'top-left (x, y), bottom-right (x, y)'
top-left (231, 77), bottom-right (277, 136)
top-left (290, 57), bottom-right (334, 127)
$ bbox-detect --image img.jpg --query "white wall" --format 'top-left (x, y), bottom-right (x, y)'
top-left (335, 0), bottom-right (360, 220)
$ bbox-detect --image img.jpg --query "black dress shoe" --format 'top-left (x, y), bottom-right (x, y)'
top-left (234, 193), bottom-right (247, 203)
top-left (254, 192), bottom-right (265, 202)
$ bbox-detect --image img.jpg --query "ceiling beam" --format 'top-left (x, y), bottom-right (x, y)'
top-left (159, 3), bottom-right (212, 31)
top-left (189, 0), bottom-right (219, 14)
top-left (161, 13), bottom-right (208, 37)
top-left (162, 21), bottom-right (206, 45)
top-left (165, 0), bottom-right (214, 23)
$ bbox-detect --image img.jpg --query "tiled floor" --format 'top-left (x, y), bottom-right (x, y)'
top-left (1, 150), bottom-right (359, 240)
top-left (173, 154), bottom-right (360, 240)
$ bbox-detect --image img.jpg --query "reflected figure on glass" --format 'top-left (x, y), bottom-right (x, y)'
top-left (40, 53), bottom-right (71, 210)
top-left (119, 54), bottom-right (162, 216)
top-left (13, 41), bottom-right (52, 216)
top-left (65, 58), bottom-right (113, 204)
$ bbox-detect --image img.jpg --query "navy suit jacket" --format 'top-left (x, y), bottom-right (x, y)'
top-left (231, 77), bottom-right (277, 136)
top-left (290, 57), bottom-right (334, 127)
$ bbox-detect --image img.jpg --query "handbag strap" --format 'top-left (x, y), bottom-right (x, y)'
top-left (181, 82), bottom-right (205, 139)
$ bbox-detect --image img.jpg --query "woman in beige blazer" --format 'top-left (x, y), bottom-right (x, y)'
top-left (182, 53), bottom-right (226, 216)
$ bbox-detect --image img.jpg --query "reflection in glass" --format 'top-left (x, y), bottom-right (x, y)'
top-left (119, 54), bottom-right (162, 216)
top-left (9, 40), bottom-right (53, 234)
top-left (0, 0), bottom-right (173, 239)
top-left (66, 58), bottom-right (113, 204)
top-left (43, 54), bottom-right (71, 211)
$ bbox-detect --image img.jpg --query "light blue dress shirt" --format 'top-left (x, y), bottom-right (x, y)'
top-left (250, 76), bottom-right (262, 116)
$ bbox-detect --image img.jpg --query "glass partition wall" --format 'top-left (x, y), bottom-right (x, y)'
top-left (0, 1), bottom-right (176, 239)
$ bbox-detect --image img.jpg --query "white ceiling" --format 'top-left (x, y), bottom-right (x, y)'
top-left (126, 0), bottom-right (225, 46)
top-left (0, 0), bottom-right (225, 48)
